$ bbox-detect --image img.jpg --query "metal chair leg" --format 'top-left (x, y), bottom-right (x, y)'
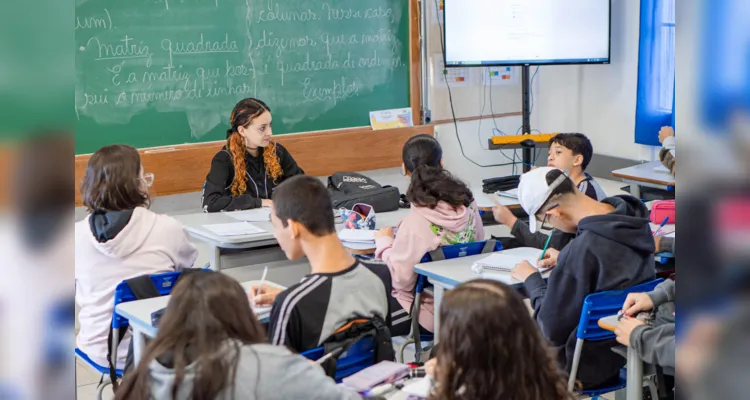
top-left (644, 376), bottom-right (659, 400)
top-left (567, 338), bottom-right (584, 391)
top-left (96, 376), bottom-right (112, 400)
top-left (398, 337), bottom-right (415, 364)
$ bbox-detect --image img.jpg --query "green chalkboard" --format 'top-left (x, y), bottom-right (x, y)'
top-left (75, 0), bottom-right (411, 154)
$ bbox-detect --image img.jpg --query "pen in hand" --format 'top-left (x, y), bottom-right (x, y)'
top-left (653, 216), bottom-right (669, 236)
top-left (253, 266), bottom-right (268, 306)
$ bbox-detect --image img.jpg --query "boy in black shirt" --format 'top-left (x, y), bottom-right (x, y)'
top-left (511, 167), bottom-right (655, 389)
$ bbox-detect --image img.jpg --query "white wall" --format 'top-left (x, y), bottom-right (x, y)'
top-left (438, 0), bottom-right (658, 169)
top-left (435, 116), bottom-right (522, 183)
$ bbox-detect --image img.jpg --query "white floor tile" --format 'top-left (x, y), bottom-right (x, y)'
top-left (75, 359), bottom-right (102, 387)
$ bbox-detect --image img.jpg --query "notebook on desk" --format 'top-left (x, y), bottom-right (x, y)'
top-left (496, 188), bottom-right (519, 199)
top-left (202, 222), bottom-right (266, 237)
top-left (470, 251), bottom-right (546, 273)
top-left (223, 208), bottom-right (271, 222)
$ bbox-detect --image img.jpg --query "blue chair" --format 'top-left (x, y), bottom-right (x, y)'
top-left (567, 278), bottom-right (664, 399)
top-left (301, 336), bottom-right (377, 382)
top-left (398, 239), bottom-right (503, 364)
top-left (75, 269), bottom-right (207, 399)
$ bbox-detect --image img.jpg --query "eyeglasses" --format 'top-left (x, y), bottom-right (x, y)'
top-left (536, 203), bottom-right (560, 231)
top-left (143, 172), bottom-right (155, 187)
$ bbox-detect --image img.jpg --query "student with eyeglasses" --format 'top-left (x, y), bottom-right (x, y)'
top-left (509, 167), bottom-right (656, 390)
top-left (75, 144), bottom-right (198, 371)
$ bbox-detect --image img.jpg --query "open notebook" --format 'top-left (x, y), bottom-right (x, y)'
top-left (471, 250), bottom-right (548, 274)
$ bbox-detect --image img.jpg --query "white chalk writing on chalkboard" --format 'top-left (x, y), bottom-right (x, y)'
top-left (75, 9), bottom-right (113, 31)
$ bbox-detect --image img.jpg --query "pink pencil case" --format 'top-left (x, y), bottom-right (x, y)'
top-left (650, 200), bottom-right (675, 224)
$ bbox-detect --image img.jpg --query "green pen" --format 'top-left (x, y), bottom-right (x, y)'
top-left (538, 233), bottom-right (553, 264)
top-left (537, 203), bottom-right (559, 265)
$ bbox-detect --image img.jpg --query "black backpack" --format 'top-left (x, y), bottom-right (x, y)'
top-left (327, 172), bottom-right (400, 212)
top-left (482, 175), bottom-right (520, 193)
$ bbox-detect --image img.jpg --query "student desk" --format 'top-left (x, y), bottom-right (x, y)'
top-left (174, 213), bottom-right (279, 270)
top-left (414, 247), bottom-right (544, 341)
top-left (175, 209), bottom-right (413, 270)
top-left (471, 185), bottom-right (520, 210)
top-left (612, 161), bottom-right (675, 199)
top-left (599, 314), bottom-right (644, 400)
top-left (115, 279), bottom-right (285, 367)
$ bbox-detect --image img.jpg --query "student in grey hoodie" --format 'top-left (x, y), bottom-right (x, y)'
top-left (510, 167), bottom-right (656, 390)
top-left (615, 276), bottom-right (676, 376)
top-left (115, 271), bottom-right (360, 400)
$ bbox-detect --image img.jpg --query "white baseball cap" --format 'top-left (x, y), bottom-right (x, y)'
top-left (517, 167), bottom-right (569, 233)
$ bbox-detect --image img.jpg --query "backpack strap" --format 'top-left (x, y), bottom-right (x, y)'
top-left (481, 239), bottom-right (497, 254)
top-left (428, 248), bottom-right (445, 262)
top-left (124, 275), bottom-right (160, 299)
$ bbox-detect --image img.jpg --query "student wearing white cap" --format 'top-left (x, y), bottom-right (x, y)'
top-left (510, 167), bottom-right (656, 390)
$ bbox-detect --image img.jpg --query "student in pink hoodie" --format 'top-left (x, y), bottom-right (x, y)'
top-left (375, 134), bottom-right (485, 334)
top-left (75, 145), bottom-right (198, 370)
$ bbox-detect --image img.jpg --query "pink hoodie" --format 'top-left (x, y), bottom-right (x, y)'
top-left (375, 201), bottom-right (485, 332)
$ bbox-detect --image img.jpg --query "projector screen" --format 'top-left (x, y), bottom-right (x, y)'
top-left (444, 0), bottom-right (611, 66)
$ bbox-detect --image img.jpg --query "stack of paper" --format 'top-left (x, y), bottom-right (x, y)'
top-left (202, 222), bottom-right (266, 237)
top-left (496, 188), bottom-right (519, 199)
top-left (470, 251), bottom-right (544, 274)
top-left (224, 208), bottom-right (271, 222)
top-left (339, 229), bottom-right (376, 243)
top-left (338, 229), bottom-right (377, 250)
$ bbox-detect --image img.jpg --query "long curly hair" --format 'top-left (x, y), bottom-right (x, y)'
top-left (227, 98), bottom-right (283, 197)
top-left (403, 134), bottom-right (474, 210)
top-left (430, 279), bottom-right (576, 400)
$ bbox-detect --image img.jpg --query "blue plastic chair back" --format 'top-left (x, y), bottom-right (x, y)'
top-left (419, 239), bottom-right (503, 263)
top-left (576, 278), bottom-right (664, 341)
top-left (111, 270), bottom-right (197, 330)
top-left (301, 336), bottom-right (376, 382)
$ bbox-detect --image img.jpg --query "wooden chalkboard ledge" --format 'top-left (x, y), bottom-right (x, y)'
top-left (74, 125), bottom-right (434, 205)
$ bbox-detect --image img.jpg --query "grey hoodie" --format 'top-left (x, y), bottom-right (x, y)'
top-left (148, 342), bottom-right (361, 400)
top-left (630, 279), bottom-right (675, 375)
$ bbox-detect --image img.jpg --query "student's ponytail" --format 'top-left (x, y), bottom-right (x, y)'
top-left (403, 134), bottom-right (474, 210)
top-left (407, 165), bottom-right (474, 210)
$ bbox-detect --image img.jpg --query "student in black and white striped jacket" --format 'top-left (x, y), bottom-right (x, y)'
top-left (248, 175), bottom-right (392, 354)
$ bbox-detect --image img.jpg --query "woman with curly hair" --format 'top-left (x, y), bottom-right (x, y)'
top-left (202, 98), bottom-right (304, 212)
top-left (427, 279), bottom-right (576, 400)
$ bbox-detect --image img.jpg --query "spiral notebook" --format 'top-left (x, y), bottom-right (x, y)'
top-left (471, 250), bottom-right (546, 274)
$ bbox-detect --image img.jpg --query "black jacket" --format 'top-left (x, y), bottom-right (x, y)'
top-left (523, 195), bottom-right (656, 389)
top-left (201, 143), bottom-right (304, 212)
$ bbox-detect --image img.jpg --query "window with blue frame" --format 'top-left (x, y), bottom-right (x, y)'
top-left (635, 0), bottom-right (675, 146)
